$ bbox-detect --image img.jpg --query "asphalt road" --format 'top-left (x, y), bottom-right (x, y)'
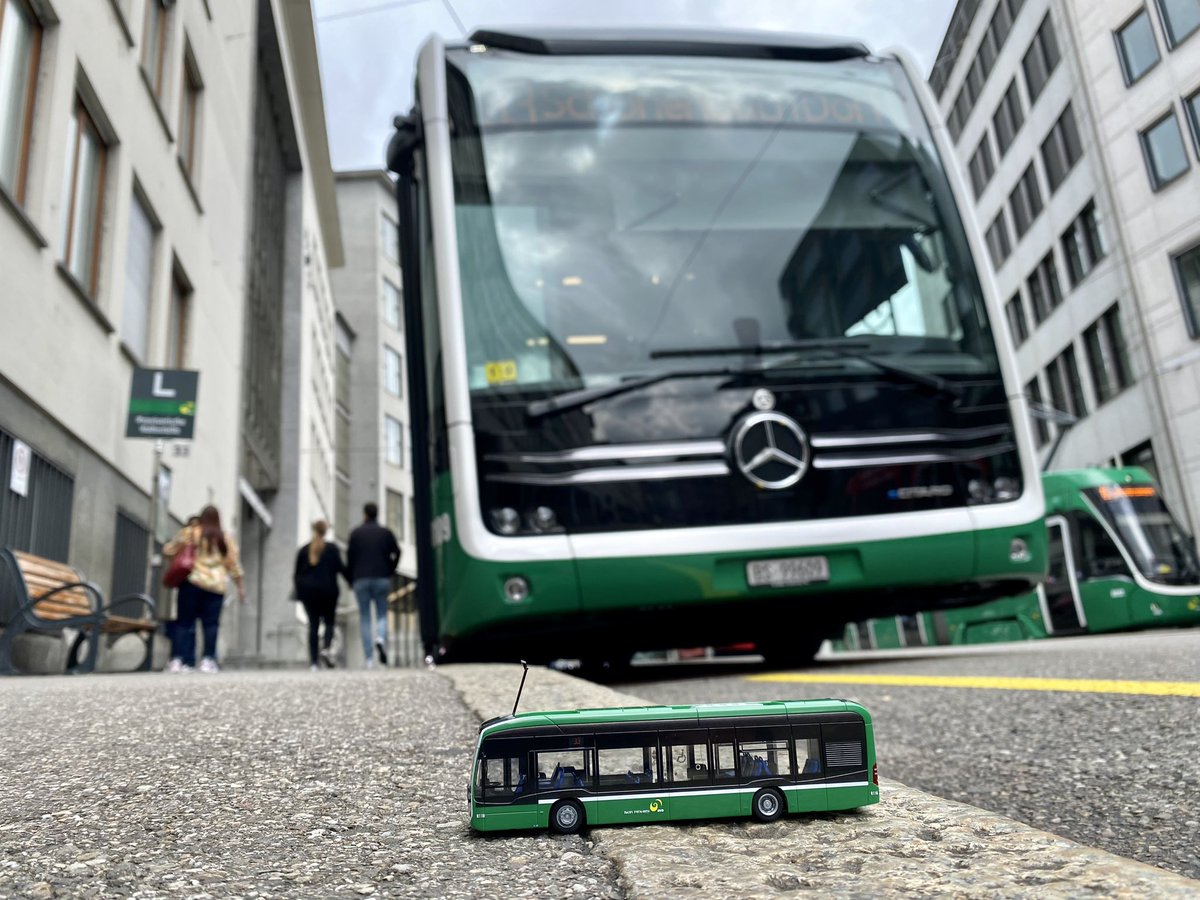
top-left (615, 629), bottom-right (1200, 880)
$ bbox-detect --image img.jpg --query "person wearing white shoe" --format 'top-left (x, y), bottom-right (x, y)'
top-left (198, 657), bottom-right (220, 674)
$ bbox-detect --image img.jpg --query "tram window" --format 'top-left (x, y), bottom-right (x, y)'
top-left (663, 733), bottom-right (710, 784)
top-left (1077, 517), bottom-right (1127, 579)
top-left (712, 734), bottom-right (739, 783)
top-left (596, 733), bottom-right (658, 789)
top-left (793, 728), bottom-right (822, 776)
top-left (480, 756), bottom-right (523, 801)
top-left (535, 749), bottom-right (591, 790)
top-left (737, 726), bottom-right (793, 778)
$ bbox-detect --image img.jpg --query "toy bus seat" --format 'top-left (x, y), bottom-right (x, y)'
top-left (554, 766), bottom-right (583, 788)
top-left (740, 752), bottom-right (775, 778)
top-left (802, 757), bottom-right (821, 775)
top-left (624, 766), bottom-right (654, 785)
top-left (512, 773), bottom-right (527, 796)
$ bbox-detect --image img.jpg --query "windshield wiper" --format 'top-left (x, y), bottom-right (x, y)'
top-left (525, 365), bottom-right (748, 420)
top-left (652, 341), bottom-right (964, 402)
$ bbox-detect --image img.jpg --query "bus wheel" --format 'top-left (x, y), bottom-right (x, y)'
top-left (549, 800), bottom-right (585, 835)
top-left (752, 788), bottom-right (785, 823)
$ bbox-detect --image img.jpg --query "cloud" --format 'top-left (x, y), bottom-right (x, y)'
top-left (314, 0), bottom-right (955, 171)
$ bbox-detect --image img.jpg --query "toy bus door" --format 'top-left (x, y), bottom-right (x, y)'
top-left (1040, 516), bottom-right (1085, 634)
top-left (662, 730), bottom-right (715, 821)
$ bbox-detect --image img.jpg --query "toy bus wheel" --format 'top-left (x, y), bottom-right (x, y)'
top-left (550, 800), bottom-right (585, 835)
top-left (752, 788), bottom-right (785, 823)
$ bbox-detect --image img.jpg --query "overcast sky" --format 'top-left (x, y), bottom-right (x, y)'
top-left (312, 0), bottom-right (958, 171)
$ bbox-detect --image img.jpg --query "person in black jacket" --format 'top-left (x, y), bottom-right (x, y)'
top-left (293, 520), bottom-right (347, 670)
top-left (346, 502), bottom-right (401, 667)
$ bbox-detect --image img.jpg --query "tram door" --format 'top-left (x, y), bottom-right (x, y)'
top-left (1039, 517), bottom-right (1086, 633)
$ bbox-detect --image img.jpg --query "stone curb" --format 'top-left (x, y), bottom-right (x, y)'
top-left (443, 663), bottom-right (1200, 899)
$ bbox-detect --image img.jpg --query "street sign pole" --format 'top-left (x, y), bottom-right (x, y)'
top-left (146, 439), bottom-right (164, 594)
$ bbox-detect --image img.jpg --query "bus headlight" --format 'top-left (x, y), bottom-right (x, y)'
top-left (529, 506), bottom-right (557, 532)
top-left (993, 477), bottom-right (1020, 501)
top-left (1009, 538), bottom-right (1032, 563)
top-left (503, 576), bottom-right (531, 604)
top-left (491, 507), bottom-right (521, 535)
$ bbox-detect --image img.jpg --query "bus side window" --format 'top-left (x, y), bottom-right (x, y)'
top-left (792, 725), bottom-right (822, 777)
top-left (710, 729), bottom-right (738, 784)
top-left (1076, 516), bottom-right (1128, 580)
top-left (662, 731), bottom-right (709, 784)
top-left (596, 732), bottom-right (659, 789)
top-left (736, 725), bottom-right (793, 779)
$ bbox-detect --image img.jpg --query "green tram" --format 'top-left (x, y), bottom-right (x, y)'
top-left (836, 468), bottom-right (1200, 649)
top-left (470, 700), bottom-right (878, 833)
top-left (387, 28), bottom-right (1047, 668)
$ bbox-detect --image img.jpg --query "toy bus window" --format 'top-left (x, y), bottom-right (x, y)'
top-left (481, 756), bottom-right (523, 801)
top-left (1076, 516), bottom-right (1127, 579)
top-left (535, 750), bottom-right (590, 790)
top-left (662, 731), bottom-right (710, 784)
top-left (821, 723), bottom-right (867, 771)
top-left (596, 732), bottom-right (658, 789)
top-left (736, 726), bottom-right (793, 779)
top-left (711, 733), bottom-right (739, 784)
top-left (794, 734), bottom-right (822, 776)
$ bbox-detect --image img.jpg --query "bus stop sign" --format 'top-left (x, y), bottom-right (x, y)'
top-left (126, 368), bottom-right (199, 439)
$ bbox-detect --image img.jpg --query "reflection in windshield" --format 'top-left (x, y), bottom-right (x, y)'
top-left (447, 51), bottom-right (999, 393)
top-left (1084, 486), bottom-right (1200, 585)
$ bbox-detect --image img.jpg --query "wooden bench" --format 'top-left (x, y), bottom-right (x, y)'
top-left (0, 548), bottom-right (157, 675)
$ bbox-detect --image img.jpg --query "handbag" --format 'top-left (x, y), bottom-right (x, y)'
top-left (163, 543), bottom-right (196, 589)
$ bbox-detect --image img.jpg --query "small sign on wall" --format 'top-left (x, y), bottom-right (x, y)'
top-left (9, 440), bottom-right (30, 497)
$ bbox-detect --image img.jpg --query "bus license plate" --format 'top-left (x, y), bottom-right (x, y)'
top-left (746, 556), bottom-right (830, 587)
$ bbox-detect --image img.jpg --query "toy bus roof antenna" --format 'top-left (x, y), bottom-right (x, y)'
top-left (512, 660), bottom-right (530, 717)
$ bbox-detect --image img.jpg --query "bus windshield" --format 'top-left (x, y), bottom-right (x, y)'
top-left (1084, 485), bottom-right (1200, 585)
top-left (446, 49), bottom-right (1000, 394)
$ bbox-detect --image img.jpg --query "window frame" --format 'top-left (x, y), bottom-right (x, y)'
top-left (1083, 303), bottom-right (1131, 404)
top-left (165, 262), bottom-right (192, 368)
top-left (1009, 163), bottom-right (1043, 238)
top-left (385, 414), bottom-right (404, 467)
top-left (1026, 376), bottom-right (1051, 447)
top-left (1171, 240), bottom-right (1200, 338)
top-left (384, 344), bottom-right (403, 397)
top-left (985, 211), bottom-right (1012, 268)
top-left (0, 0), bottom-right (43, 205)
top-left (59, 97), bottom-right (110, 298)
top-left (1115, 8), bottom-right (1162, 86)
top-left (1154, 0), bottom-right (1200, 48)
top-left (1139, 109), bottom-right (1191, 191)
top-left (141, 0), bottom-right (172, 100)
top-left (178, 42), bottom-right (203, 180)
top-left (993, 79), bottom-right (1025, 156)
top-left (1040, 103), bottom-right (1083, 193)
top-left (1005, 292), bottom-right (1029, 346)
top-left (120, 185), bottom-right (161, 361)
top-left (1022, 13), bottom-right (1061, 103)
top-left (1184, 86), bottom-right (1200, 158)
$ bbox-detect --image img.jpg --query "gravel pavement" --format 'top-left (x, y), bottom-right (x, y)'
top-left (0, 669), bottom-right (620, 899)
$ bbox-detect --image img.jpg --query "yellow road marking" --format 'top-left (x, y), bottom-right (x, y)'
top-left (746, 672), bottom-right (1200, 697)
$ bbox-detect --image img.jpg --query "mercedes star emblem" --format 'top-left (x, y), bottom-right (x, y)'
top-left (731, 411), bottom-right (810, 490)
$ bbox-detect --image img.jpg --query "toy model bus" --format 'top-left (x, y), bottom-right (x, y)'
top-left (470, 700), bottom-right (878, 833)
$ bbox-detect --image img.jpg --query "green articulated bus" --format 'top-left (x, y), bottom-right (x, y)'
top-left (835, 467), bottom-right (1200, 649)
top-left (470, 700), bottom-right (878, 833)
top-left (387, 27), bottom-right (1047, 669)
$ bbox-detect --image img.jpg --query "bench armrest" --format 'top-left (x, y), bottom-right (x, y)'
top-left (18, 580), bottom-right (105, 626)
top-left (106, 593), bottom-right (157, 620)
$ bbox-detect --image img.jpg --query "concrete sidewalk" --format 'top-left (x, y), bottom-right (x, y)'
top-left (0, 666), bottom-right (1196, 898)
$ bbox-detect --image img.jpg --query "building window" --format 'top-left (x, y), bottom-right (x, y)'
top-left (1041, 104), bottom-right (1083, 192)
top-left (1186, 87), bottom-right (1200, 156)
top-left (1046, 345), bottom-right (1088, 420)
top-left (387, 489), bottom-right (405, 541)
top-left (1121, 439), bottom-right (1159, 482)
top-left (984, 212), bottom-right (1012, 268)
top-left (141, 0), bottom-right (172, 100)
top-left (166, 266), bottom-right (190, 367)
top-left (1061, 201), bottom-right (1105, 286)
top-left (121, 191), bottom-right (158, 360)
top-left (1027, 252), bottom-right (1063, 324)
top-left (385, 415), bottom-right (403, 466)
top-left (1005, 293), bottom-right (1029, 346)
top-left (1022, 14), bottom-right (1061, 103)
top-left (382, 214), bottom-right (399, 263)
top-left (1116, 9), bottom-right (1160, 84)
top-left (1155, 0), bottom-right (1200, 47)
top-left (1174, 241), bottom-right (1200, 336)
top-left (1009, 163), bottom-right (1043, 238)
top-left (58, 98), bottom-right (109, 297)
top-left (178, 45), bottom-right (202, 180)
top-left (1140, 110), bottom-right (1190, 189)
top-left (968, 135), bottom-right (996, 198)
top-left (383, 278), bottom-right (401, 329)
top-left (1026, 377), bottom-right (1050, 446)
top-left (0, 0), bottom-right (41, 203)
top-left (1083, 304), bottom-right (1131, 404)
top-left (993, 79), bottom-right (1025, 156)
top-left (384, 345), bottom-right (403, 397)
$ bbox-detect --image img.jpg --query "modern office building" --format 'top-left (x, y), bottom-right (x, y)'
top-left (930, 0), bottom-right (1200, 534)
top-left (329, 170), bottom-right (416, 586)
top-left (0, 0), bottom-right (342, 669)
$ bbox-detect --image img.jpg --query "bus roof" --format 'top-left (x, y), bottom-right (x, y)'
top-left (480, 698), bottom-right (870, 738)
top-left (463, 28), bottom-right (872, 63)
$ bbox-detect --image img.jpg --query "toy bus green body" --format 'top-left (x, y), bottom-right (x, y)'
top-left (834, 467), bottom-right (1200, 650)
top-left (470, 699), bottom-right (878, 834)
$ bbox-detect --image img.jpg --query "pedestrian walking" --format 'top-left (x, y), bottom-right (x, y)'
top-left (293, 520), bottom-right (346, 671)
top-left (161, 514), bottom-right (199, 657)
top-left (164, 505), bottom-right (245, 673)
top-left (346, 502), bottom-right (400, 668)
